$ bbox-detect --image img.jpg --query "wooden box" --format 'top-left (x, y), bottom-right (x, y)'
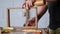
top-left (6, 7), bottom-right (38, 29)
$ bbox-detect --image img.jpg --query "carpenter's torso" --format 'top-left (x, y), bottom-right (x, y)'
top-left (47, 0), bottom-right (60, 30)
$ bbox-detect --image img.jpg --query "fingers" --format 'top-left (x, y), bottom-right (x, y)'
top-left (22, 0), bottom-right (34, 10)
top-left (22, 2), bottom-right (25, 8)
top-left (27, 1), bottom-right (33, 7)
top-left (23, 17), bottom-right (36, 26)
top-left (26, 2), bottom-right (29, 10)
top-left (27, 17), bottom-right (36, 26)
top-left (22, 2), bottom-right (29, 10)
top-left (23, 3), bottom-right (30, 10)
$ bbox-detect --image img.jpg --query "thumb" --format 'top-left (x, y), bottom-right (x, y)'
top-left (22, 2), bottom-right (26, 8)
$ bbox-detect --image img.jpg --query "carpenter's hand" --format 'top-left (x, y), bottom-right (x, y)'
top-left (22, 0), bottom-right (34, 10)
top-left (23, 17), bottom-right (36, 26)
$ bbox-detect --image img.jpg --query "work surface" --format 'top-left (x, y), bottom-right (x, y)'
top-left (1, 28), bottom-right (49, 34)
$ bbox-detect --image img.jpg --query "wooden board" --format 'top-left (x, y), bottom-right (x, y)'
top-left (10, 29), bottom-right (41, 34)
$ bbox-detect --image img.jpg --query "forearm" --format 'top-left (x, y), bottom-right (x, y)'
top-left (37, 5), bottom-right (48, 21)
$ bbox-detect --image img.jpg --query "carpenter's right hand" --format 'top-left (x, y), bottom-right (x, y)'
top-left (22, 0), bottom-right (34, 10)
